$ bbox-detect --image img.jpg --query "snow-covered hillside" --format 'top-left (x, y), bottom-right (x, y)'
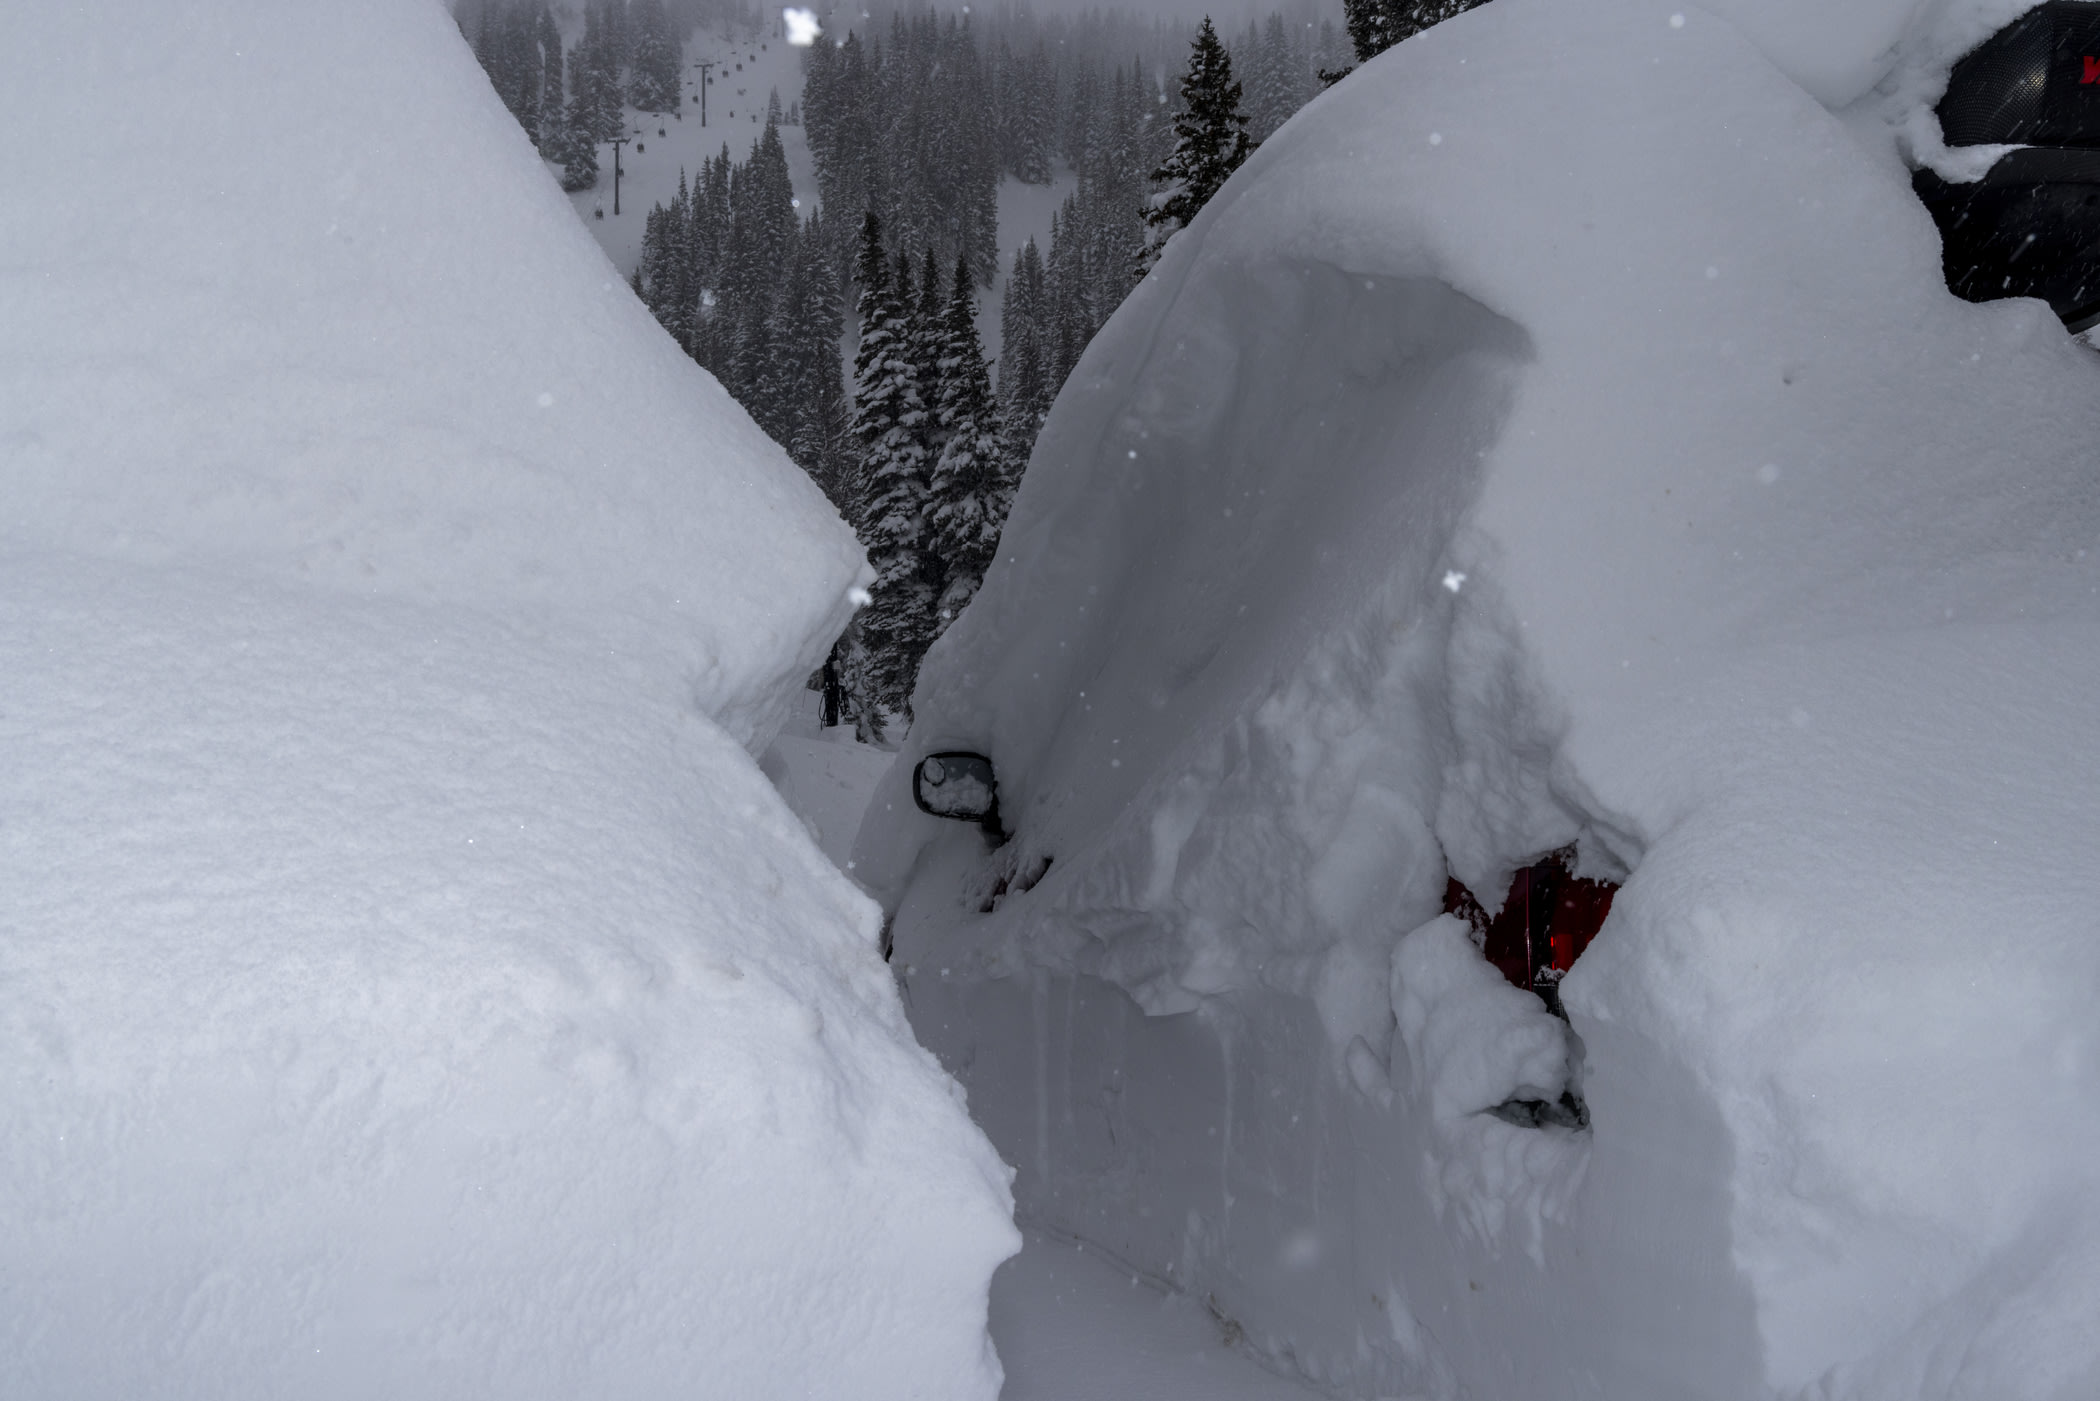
top-left (560, 15), bottom-right (1077, 371)
top-left (0, 3), bottom-right (1017, 1397)
top-left (860, 0), bottom-right (2100, 1397)
top-left (562, 18), bottom-right (821, 276)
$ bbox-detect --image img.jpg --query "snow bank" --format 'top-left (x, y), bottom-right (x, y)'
top-left (864, 1), bottom-right (2100, 1396)
top-left (0, 3), bottom-right (1014, 1396)
top-left (4, 0), bottom-right (843, 746)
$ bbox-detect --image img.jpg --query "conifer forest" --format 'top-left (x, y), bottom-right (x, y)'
top-left (458, 0), bottom-right (1449, 738)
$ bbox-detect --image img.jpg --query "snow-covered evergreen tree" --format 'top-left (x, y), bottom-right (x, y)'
top-left (628, 0), bottom-right (682, 111)
top-left (929, 255), bottom-right (1011, 628)
top-left (802, 13), bottom-right (1000, 292)
top-left (997, 237), bottom-right (1050, 464)
top-left (469, 2), bottom-right (573, 147)
top-left (1141, 18), bottom-right (1250, 270)
top-left (783, 211), bottom-right (850, 507)
top-left (908, 246), bottom-right (948, 462)
top-left (535, 6), bottom-right (565, 151)
top-left (845, 212), bottom-right (936, 735)
top-left (1246, 14), bottom-right (1305, 144)
top-left (1341, 0), bottom-right (1486, 70)
top-left (560, 43), bottom-right (602, 190)
top-left (1045, 204), bottom-right (1091, 387)
top-left (574, 5), bottom-right (625, 142)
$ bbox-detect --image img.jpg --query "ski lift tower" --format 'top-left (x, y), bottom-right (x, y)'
top-left (696, 61), bottom-right (716, 127)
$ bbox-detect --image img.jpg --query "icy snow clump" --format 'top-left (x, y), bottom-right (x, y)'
top-left (0, 3), bottom-right (1016, 1398)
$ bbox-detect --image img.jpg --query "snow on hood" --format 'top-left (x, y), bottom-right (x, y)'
top-left (1, 3), bottom-right (1014, 1397)
top-left (862, 0), bottom-right (2100, 1393)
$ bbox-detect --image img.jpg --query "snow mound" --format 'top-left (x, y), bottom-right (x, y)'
top-left (0, 3), bottom-right (1015, 1397)
top-left (1, 0), bottom-right (851, 746)
top-left (864, 0), bottom-right (2100, 1396)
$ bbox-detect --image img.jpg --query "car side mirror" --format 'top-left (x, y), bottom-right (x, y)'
top-left (913, 751), bottom-right (1000, 831)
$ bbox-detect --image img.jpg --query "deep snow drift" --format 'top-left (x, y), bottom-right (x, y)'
top-left (0, 3), bottom-right (1015, 1397)
top-left (860, 1), bottom-right (2100, 1397)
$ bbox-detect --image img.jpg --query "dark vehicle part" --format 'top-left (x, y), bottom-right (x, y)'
top-left (1486, 1091), bottom-right (1590, 1131)
top-left (1444, 846), bottom-right (1617, 1019)
top-left (1915, 2), bottom-right (2100, 330)
top-left (911, 751), bottom-right (1002, 835)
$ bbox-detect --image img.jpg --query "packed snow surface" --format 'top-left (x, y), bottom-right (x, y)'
top-left (1, 3), bottom-right (1016, 1397)
top-left (863, 1), bottom-right (2100, 1397)
top-left (991, 1231), bottom-right (1326, 1401)
top-left (763, 692), bottom-right (901, 870)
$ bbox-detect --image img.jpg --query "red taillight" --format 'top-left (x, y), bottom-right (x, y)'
top-left (1445, 848), bottom-right (1617, 1002)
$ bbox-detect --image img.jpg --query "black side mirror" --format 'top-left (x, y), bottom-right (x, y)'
top-left (913, 751), bottom-right (1001, 833)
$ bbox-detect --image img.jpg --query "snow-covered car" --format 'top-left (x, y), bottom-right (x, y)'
top-left (857, 1), bottom-right (2100, 1397)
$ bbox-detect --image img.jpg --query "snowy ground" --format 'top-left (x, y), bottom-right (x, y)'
top-left (992, 1232), bottom-right (1324, 1401)
top-left (763, 689), bottom-right (897, 871)
top-left (759, 737), bottom-right (1322, 1400)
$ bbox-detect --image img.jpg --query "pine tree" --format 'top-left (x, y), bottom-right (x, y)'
top-left (1246, 14), bottom-right (1305, 144)
top-left (576, 4), bottom-right (625, 142)
top-left (928, 255), bottom-right (1011, 628)
top-left (629, 0), bottom-right (682, 111)
top-left (687, 146), bottom-right (735, 375)
top-left (1343, 0), bottom-right (1398, 66)
top-left (597, 0), bottom-right (633, 81)
top-left (638, 200), bottom-right (676, 324)
top-left (998, 237), bottom-right (1050, 463)
top-left (560, 43), bottom-right (602, 190)
top-left (470, 1), bottom-right (551, 140)
top-left (1140, 18), bottom-right (1250, 270)
top-left (846, 211), bottom-right (936, 734)
top-left (1015, 40), bottom-right (1056, 184)
top-left (535, 6), bottom-right (565, 152)
top-left (1340, 0), bottom-right (1487, 72)
top-left (785, 211), bottom-right (850, 507)
top-left (909, 246), bottom-right (947, 461)
top-left (1317, 17), bottom-right (1350, 78)
top-left (1045, 202), bottom-right (1093, 387)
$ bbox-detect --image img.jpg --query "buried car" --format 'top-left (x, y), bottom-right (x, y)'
top-left (854, 1), bottom-right (2100, 1398)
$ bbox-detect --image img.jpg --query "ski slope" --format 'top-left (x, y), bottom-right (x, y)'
top-left (562, 17), bottom-right (818, 276)
top-left (554, 13), bottom-right (1077, 369)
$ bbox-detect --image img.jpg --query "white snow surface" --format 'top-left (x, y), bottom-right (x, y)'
top-left (991, 1231), bottom-right (1326, 1401)
top-left (863, 1), bottom-right (2100, 1397)
top-left (2, 3), bottom-right (1016, 1398)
